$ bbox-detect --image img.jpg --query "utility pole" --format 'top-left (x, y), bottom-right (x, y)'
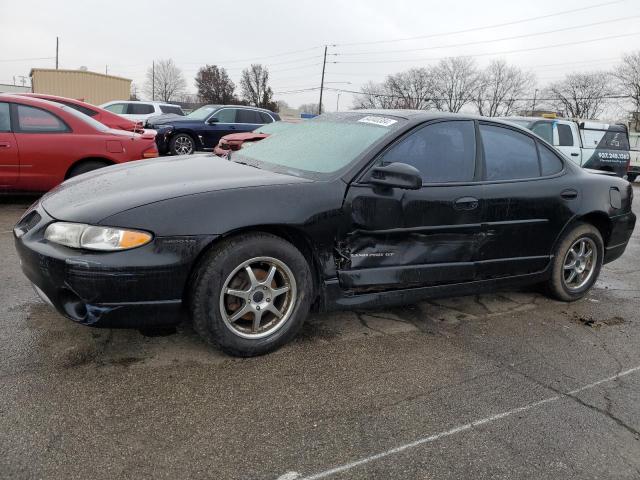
top-left (55, 37), bottom-right (59, 69)
top-left (105, 65), bottom-right (108, 75)
top-left (152, 61), bottom-right (155, 101)
top-left (336, 92), bottom-right (340, 112)
top-left (531, 88), bottom-right (539, 114)
top-left (318, 46), bottom-right (327, 115)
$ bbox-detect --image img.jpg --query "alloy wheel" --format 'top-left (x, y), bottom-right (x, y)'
top-left (174, 136), bottom-right (194, 155)
top-left (219, 257), bottom-right (297, 339)
top-left (562, 237), bottom-right (597, 291)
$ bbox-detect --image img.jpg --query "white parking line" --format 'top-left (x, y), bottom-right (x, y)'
top-left (278, 365), bottom-right (640, 480)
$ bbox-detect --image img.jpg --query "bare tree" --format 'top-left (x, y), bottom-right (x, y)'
top-left (144, 59), bottom-right (186, 102)
top-left (240, 64), bottom-right (276, 110)
top-left (353, 68), bottom-right (435, 110)
top-left (614, 51), bottom-right (640, 127)
top-left (474, 60), bottom-right (535, 117)
top-left (298, 103), bottom-right (323, 114)
top-left (432, 57), bottom-right (479, 113)
top-left (544, 72), bottom-right (611, 119)
top-left (353, 81), bottom-right (399, 109)
top-left (195, 65), bottom-right (236, 104)
top-left (129, 82), bottom-right (139, 101)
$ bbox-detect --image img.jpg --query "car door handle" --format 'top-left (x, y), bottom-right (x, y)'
top-left (561, 189), bottom-right (578, 200)
top-left (454, 197), bottom-right (479, 210)
top-left (570, 152), bottom-right (579, 157)
top-left (0, 142), bottom-right (11, 148)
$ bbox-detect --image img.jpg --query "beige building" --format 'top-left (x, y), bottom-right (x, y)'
top-left (29, 69), bottom-right (131, 105)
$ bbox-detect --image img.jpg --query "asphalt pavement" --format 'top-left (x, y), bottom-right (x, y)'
top-left (1, 187), bottom-right (639, 480)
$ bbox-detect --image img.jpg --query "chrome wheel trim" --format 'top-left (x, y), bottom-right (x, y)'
top-left (219, 256), bottom-right (297, 339)
top-left (562, 237), bottom-right (597, 291)
top-left (174, 135), bottom-right (193, 155)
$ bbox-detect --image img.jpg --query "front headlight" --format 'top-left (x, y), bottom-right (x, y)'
top-left (44, 222), bottom-right (153, 251)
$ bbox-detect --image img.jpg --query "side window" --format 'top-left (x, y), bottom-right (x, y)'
top-left (480, 124), bottom-right (539, 181)
top-left (557, 124), bottom-right (574, 146)
top-left (0, 103), bottom-right (10, 132)
top-left (531, 122), bottom-right (552, 144)
top-left (104, 103), bottom-right (127, 114)
top-left (128, 103), bottom-right (154, 115)
top-left (380, 120), bottom-right (476, 183)
top-left (538, 144), bottom-right (564, 176)
top-left (16, 105), bottom-right (69, 133)
top-left (237, 110), bottom-right (262, 124)
top-left (259, 112), bottom-right (273, 124)
top-left (215, 109), bottom-right (236, 123)
top-left (159, 105), bottom-right (184, 115)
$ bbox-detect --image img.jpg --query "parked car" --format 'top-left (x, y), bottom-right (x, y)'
top-left (146, 105), bottom-right (280, 155)
top-left (505, 116), bottom-right (631, 178)
top-left (15, 93), bottom-right (143, 132)
top-left (14, 111), bottom-right (635, 356)
top-left (0, 94), bottom-right (158, 192)
top-left (213, 121), bottom-right (293, 156)
top-left (628, 131), bottom-right (639, 182)
top-left (99, 101), bottom-right (185, 123)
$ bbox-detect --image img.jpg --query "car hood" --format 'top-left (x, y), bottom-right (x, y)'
top-left (41, 154), bottom-right (311, 223)
top-left (222, 132), bottom-right (269, 143)
top-left (145, 113), bottom-right (184, 127)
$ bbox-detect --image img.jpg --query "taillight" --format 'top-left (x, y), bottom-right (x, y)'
top-left (142, 146), bottom-right (158, 158)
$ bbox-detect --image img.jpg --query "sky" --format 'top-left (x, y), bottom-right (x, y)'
top-left (0, 0), bottom-right (638, 112)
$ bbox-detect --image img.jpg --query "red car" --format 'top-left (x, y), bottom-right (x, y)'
top-left (0, 94), bottom-right (158, 192)
top-left (16, 93), bottom-right (142, 132)
top-left (213, 121), bottom-right (294, 156)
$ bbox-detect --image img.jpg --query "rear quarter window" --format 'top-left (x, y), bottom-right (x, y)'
top-left (538, 144), bottom-right (564, 176)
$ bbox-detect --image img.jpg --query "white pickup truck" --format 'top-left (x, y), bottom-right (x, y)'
top-left (628, 131), bottom-right (639, 182)
top-left (506, 117), bottom-right (631, 178)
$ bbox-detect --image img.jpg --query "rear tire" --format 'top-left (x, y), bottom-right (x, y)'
top-left (546, 223), bottom-right (603, 302)
top-left (169, 133), bottom-right (195, 155)
top-left (190, 233), bottom-right (312, 357)
top-left (67, 160), bottom-right (110, 178)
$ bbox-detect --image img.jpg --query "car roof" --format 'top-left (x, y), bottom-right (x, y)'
top-left (103, 100), bottom-right (181, 106)
top-left (211, 104), bottom-right (278, 114)
top-left (16, 92), bottom-right (97, 107)
top-left (0, 93), bottom-right (69, 110)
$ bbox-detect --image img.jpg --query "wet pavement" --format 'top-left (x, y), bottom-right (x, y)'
top-left (1, 188), bottom-right (639, 480)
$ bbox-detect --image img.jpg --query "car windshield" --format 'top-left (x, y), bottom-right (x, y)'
top-left (234, 113), bottom-right (405, 176)
top-left (186, 105), bottom-right (219, 120)
top-left (59, 105), bottom-right (109, 132)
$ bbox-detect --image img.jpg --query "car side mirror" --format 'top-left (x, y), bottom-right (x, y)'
top-left (207, 117), bottom-right (219, 124)
top-left (366, 162), bottom-right (422, 190)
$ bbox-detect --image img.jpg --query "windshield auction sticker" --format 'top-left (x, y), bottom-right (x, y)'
top-left (358, 116), bottom-right (398, 127)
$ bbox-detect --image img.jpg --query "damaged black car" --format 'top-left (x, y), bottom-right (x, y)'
top-left (13, 111), bottom-right (636, 356)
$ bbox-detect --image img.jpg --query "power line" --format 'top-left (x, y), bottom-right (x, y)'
top-left (334, 0), bottom-right (627, 47)
top-left (336, 16), bottom-right (639, 57)
top-left (323, 86), bottom-right (631, 103)
top-left (334, 31), bottom-right (640, 64)
top-left (0, 56), bottom-right (55, 63)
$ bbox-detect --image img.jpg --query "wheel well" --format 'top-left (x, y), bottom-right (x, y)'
top-left (183, 225), bottom-right (322, 309)
top-left (65, 157), bottom-right (113, 179)
top-left (577, 211), bottom-right (612, 245)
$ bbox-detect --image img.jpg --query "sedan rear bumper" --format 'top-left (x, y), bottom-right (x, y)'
top-left (604, 211), bottom-right (636, 264)
top-left (14, 205), bottom-right (216, 327)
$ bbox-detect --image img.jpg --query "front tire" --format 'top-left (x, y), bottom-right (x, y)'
top-left (169, 133), bottom-right (195, 155)
top-left (628, 173), bottom-right (637, 183)
top-left (190, 233), bottom-right (312, 357)
top-left (546, 223), bottom-right (603, 302)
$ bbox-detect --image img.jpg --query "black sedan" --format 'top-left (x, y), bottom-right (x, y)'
top-left (13, 111), bottom-right (636, 356)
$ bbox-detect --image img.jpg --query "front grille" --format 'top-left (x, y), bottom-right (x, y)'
top-left (14, 210), bottom-right (41, 237)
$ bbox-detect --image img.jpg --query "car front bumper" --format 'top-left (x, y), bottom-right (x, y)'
top-left (14, 205), bottom-right (216, 327)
